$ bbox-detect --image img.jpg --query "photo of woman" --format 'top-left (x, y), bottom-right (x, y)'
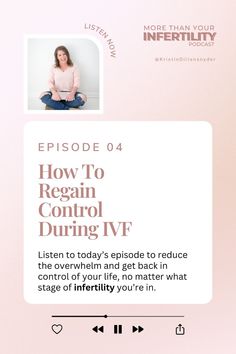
top-left (26, 37), bottom-right (101, 112)
top-left (40, 46), bottom-right (87, 110)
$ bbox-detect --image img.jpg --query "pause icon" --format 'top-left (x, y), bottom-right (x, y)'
top-left (114, 325), bottom-right (123, 334)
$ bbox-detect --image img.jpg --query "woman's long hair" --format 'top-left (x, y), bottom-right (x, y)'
top-left (54, 46), bottom-right (73, 67)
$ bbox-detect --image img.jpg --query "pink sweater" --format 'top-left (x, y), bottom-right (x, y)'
top-left (49, 65), bottom-right (80, 100)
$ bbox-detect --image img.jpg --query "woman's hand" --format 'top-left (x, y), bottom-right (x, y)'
top-left (66, 92), bottom-right (75, 101)
top-left (52, 92), bottom-right (61, 101)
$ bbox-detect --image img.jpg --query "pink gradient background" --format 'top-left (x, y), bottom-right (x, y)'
top-left (1, 0), bottom-right (236, 353)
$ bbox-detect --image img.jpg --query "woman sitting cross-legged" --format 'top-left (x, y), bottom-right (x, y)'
top-left (40, 45), bottom-right (87, 110)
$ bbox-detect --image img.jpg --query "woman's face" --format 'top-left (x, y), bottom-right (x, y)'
top-left (57, 50), bottom-right (68, 65)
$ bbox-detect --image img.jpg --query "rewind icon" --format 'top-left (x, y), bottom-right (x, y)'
top-left (92, 326), bottom-right (104, 333)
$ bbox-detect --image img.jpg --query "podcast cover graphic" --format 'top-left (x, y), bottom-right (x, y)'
top-left (1, 0), bottom-right (235, 353)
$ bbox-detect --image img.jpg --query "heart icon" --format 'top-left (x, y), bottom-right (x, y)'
top-left (52, 324), bottom-right (63, 334)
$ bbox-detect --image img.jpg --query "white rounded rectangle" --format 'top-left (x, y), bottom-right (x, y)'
top-left (24, 121), bottom-right (212, 304)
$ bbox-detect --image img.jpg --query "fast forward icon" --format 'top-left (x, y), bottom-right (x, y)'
top-left (132, 325), bottom-right (144, 333)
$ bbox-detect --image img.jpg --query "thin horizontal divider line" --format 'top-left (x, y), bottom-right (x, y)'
top-left (108, 315), bottom-right (185, 318)
top-left (51, 314), bottom-right (184, 318)
top-left (52, 315), bottom-right (106, 318)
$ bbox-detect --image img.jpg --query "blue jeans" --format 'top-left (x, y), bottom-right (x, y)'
top-left (40, 92), bottom-right (85, 110)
